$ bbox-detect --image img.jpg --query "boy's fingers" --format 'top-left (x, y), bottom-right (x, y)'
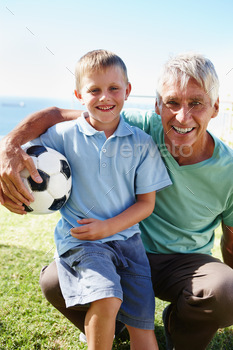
top-left (77, 218), bottom-right (94, 224)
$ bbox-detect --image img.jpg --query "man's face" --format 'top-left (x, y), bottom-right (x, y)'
top-left (156, 78), bottom-right (219, 160)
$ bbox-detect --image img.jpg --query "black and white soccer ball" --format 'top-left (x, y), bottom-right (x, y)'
top-left (20, 145), bottom-right (72, 214)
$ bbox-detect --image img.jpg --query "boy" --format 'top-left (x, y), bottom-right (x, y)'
top-left (24, 50), bottom-right (171, 350)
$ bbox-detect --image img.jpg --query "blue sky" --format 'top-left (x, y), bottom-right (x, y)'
top-left (1, 0), bottom-right (233, 101)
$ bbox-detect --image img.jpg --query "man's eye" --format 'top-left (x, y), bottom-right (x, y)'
top-left (190, 101), bottom-right (201, 107)
top-left (166, 101), bottom-right (178, 106)
top-left (110, 87), bottom-right (118, 91)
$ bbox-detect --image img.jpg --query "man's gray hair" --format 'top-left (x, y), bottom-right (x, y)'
top-left (156, 52), bottom-right (219, 106)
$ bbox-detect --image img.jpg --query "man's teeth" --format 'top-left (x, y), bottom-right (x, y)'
top-left (173, 126), bottom-right (193, 134)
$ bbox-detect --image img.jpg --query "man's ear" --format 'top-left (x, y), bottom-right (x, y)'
top-left (74, 90), bottom-right (85, 105)
top-left (124, 82), bottom-right (132, 101)
top-left (212, 97), bottom-right (219, 119)
top-left (155, 99), bottom-right (161, 115)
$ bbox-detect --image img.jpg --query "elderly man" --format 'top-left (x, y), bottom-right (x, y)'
top-left (1, 52), bottom-right (233, 350)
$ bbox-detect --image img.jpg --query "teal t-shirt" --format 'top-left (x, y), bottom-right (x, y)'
top-left (121, 108), bottom-right (233, 255)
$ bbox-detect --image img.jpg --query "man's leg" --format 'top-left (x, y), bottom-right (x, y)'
top-left (148, 253), bottom-right (233, 350)
top-left (39, 261), bottom-right (87, 333)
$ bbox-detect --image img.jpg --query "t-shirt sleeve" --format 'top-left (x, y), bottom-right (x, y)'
top-left (222, 192), bottom-right (233, 226)
top-left (121, 108), bottom-right (157, 135)
top-left (135, 135), bottom-right (172, 195)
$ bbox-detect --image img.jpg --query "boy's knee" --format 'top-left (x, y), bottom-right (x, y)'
top-left (91, 297), bottom-right (122, 319)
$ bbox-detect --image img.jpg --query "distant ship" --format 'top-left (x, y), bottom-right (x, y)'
top-left (2, 101), bottom-right (25, 107)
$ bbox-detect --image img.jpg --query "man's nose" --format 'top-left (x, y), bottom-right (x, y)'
top-left (176, 105), bottom-right (193, 124)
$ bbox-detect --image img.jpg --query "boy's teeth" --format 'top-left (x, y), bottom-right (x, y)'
top-left (173, 126), bottom-right (193, 134)
top-left (98, 106), bottom-right (113, 110)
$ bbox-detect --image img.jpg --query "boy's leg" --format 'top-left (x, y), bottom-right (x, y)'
top-left (148, 253), bottom-right (233, 350)
top-left (85, 297), bottom-right (122, 350)
top-left (127, 326), bottom-right (159, 350)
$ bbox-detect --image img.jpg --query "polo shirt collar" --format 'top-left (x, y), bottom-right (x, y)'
top-left (78, 111), bottom-right (133, 137)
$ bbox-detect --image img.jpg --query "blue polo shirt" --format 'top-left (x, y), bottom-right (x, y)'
top-left (31, 112), bottom-right (171, 256)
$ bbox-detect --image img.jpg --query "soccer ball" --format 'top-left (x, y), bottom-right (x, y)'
top-left (20, 145), bottom-right (72, 214)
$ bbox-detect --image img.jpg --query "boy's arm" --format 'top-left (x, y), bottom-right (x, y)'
top-left (0, 107), bottom-right (81, 208)
top-left (221, 222), bottom-right (233, 269)
top-left (70, 192), bottom-right (156, 240)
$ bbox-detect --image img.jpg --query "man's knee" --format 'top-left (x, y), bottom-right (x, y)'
top-left (179, 264), bottom-right (233, 327)
top-left (39, 261), bottom-right (65, 307)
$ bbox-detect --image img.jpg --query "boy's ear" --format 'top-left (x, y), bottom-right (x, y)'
top-left (74, 90), bottom-right (85, 105)
top-left (125, 82), bottom-right (132, 101)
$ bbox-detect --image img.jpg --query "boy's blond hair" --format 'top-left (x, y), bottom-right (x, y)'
top-left (75, 49), bottom-right (129, 92)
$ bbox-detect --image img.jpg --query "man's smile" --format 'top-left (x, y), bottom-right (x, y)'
top-left (172, 126), bottom-right (194, 134)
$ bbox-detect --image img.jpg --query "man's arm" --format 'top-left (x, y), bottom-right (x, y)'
top-left (0, 107), bottom-right (81, 209)
top-left (221, 222), bottom-right (233, 268)
top-left (70, 192), bottom-right (156, 241)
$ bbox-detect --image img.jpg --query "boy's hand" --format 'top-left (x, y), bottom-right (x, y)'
top-left (0, 138), bottom-right (42, 206)
top-left (71, 218), bottom-right (110, 241)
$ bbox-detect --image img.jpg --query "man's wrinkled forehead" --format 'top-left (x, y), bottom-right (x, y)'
top-left (161, 77), bottom-right (205, 98)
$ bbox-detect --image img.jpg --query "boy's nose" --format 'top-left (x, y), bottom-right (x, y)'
top-left (99, 91), bottom-right (110, 102)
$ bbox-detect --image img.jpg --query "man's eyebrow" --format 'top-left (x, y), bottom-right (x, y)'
top-left (190, 95), bottom-right (205, 100)
top-left (163, 95), bottom-right (178, 101)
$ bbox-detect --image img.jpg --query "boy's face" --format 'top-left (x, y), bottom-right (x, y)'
top-left (75, 66), bottom-right (131, 133)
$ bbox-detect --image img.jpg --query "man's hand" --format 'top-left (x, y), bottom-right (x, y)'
top-left (221, 222), bottom-right (233, 269)
top-left (0, 192), bottom-right (27, 215)
top-left (71, 218), bottom-right (110, 241)
top-left (0, 136), bottom-right (42, 206)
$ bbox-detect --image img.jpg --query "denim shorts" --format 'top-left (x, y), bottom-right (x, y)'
top-left (57, 233), bottom-right (155, 329)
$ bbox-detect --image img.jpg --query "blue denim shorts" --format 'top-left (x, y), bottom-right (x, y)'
top-left (57, 233), bottom-right (155, 329)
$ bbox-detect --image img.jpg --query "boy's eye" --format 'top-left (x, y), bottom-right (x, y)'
top-left (110, 86), bottom-right (118, 91)
top-left (86, 87), bottom-right (99, 94)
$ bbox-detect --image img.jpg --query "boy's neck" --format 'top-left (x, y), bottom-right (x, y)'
top-left (86, 115), bottom-right (120, 138)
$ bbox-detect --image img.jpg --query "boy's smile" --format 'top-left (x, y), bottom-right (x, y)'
top-left (75, 66), bottom-right (131, 136)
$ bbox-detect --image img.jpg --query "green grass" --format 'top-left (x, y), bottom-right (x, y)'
top-left (0, 206), bottom-right (232, 349)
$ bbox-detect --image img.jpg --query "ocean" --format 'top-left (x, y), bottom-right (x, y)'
top-left (0, 95), bottom-right (155, 139)
top-left (0, 95), bottom-right (82, 139)
top-left (0, 95), bottom-right (232, 147)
